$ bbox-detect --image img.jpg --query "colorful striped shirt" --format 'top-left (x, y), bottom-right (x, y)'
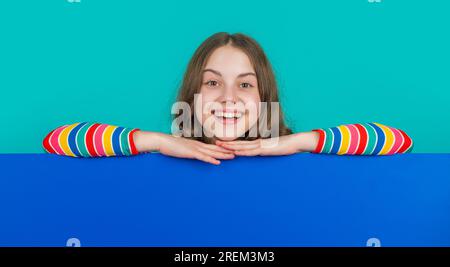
top-left (42, 122), bottom-right (140, 157)
top-left (43, 122), bottom-right (413, 157)
top-left (311, 122), bottom-right (413, 155)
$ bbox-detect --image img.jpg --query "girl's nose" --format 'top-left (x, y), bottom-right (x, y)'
top-left (221, 86), bottom-right (238, 103)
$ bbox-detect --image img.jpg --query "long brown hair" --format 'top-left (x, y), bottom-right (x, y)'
top-left (175, 32), bottom-right (292, 144)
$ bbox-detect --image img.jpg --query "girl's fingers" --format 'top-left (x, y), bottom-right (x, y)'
top-left (216, 139), bottom-right (260, 146)
top-left (194, 152), bottom-right (221, 165)
top-left (201, 143), bottom-right (234, 153)
top-left (234, 149), bottom-right (262, 156)
top-left (219, 142), bottom-right (261, 151)
top-left (198, 147), bottom-right (235, 160)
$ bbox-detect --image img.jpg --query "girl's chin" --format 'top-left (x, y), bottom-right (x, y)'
top-left (209, 128), bottom-right (247, 141)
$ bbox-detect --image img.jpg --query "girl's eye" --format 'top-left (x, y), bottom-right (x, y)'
top-left (205, 80), bottom-right (219, 87)
top-left (240, 82), bottom-right (253, 89)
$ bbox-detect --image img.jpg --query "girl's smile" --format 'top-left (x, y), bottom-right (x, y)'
top-left (212, 109), bottom-right (244, 125)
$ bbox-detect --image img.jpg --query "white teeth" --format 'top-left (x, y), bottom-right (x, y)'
top-left (223, 112), bottom-right (235, 118)
top-left (213, 111), bottom-right (243, 119)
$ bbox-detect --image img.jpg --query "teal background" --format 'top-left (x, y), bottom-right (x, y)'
top-left (0, 0), bottom-right (449, 153)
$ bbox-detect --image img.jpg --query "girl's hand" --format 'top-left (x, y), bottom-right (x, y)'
top-left (215, 132), bottom-right (319, 156)
top-left (134, 131), bottom-right (234, 165)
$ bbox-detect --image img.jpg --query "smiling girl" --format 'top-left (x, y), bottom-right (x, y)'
top-left (42, 32), bottom-right (413, 165)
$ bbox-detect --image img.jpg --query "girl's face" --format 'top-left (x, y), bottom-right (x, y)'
top-left (196, 45), bottom-right (261, 141)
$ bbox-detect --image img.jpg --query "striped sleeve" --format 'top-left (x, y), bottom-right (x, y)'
top-left (311, 122), bottom-right (413, 155)
top-left (42, 122), bottom-right (140, 157)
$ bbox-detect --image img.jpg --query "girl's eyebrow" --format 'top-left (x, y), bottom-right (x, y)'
top-left (203, 68), bottom-right (256, 78)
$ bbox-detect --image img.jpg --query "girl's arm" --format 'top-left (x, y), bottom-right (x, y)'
top-left (217, 122), bottom-right (413, 156)
top-left (42, 122), bottom-right (143, 157)
top-left (306, 122), bottom-right (413, 155)
top-left (42, 122), bottom-right (234, 164)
